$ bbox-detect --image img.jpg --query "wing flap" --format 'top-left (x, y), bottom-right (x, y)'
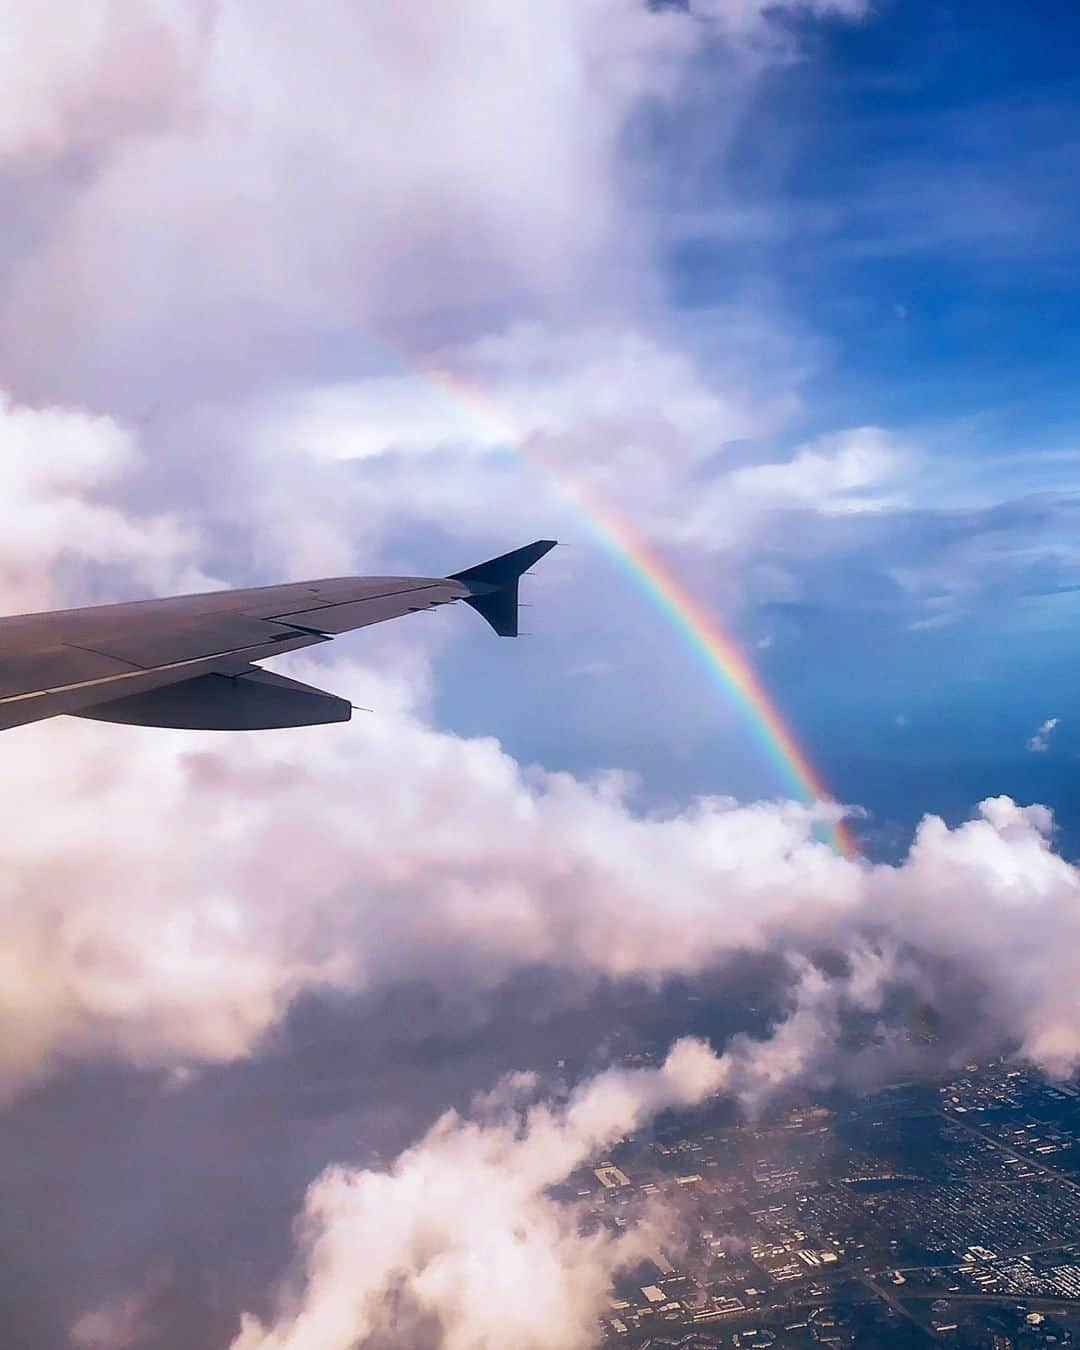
top-left (75, 668), bottom-right (351, 730)
top-left (74, 616), bottom-right (297, 668)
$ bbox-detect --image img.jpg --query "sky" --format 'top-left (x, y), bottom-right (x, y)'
top-left (1, 3), bottom-right (1080, 1347)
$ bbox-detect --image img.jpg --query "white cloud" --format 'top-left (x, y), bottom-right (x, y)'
top-left (0, 0), bottom-right (907, 629)
top-left (0, 1), bottom-right (675, 401)
top-left (212, 320), bottom-right (799, 575)
top-left (0, 392), bottom-right (205, 612)
top-left (1028, 716), bottom-right (1059, 752)
top-left (0, 0), bottom-right (869, 412)
top-left (0, 3), bottom-right (204, 159)
top-left (723, 426), bottom-right (908, 517)
top-left (872, 797), bottom-right (1080, 1075)
top-left (0, 677), bottom-right (852, 1100)
top-left (1, 652), bottom-right (1078, 1105)
top-left (250, 325), bottom-right (763, 466)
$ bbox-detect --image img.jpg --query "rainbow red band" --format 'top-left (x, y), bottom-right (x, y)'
top-left (560, 480), bottom-right (860, 860)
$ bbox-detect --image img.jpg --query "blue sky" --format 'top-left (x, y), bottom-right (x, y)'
top-left (752, 0), bottom-right (1080, 848)
top-left (768, 2), bottom-right (1080, 423)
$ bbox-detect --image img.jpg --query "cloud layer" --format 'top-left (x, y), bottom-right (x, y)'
top-left (3, 652), bottom-right (1077, 1113)
top-left (0, 0), bottom-right (866, 409)
top-left (0, 393), bottom-right (203, 612)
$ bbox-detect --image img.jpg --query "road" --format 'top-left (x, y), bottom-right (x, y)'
top-left (938, 1108), bottom-right (1080, 1196)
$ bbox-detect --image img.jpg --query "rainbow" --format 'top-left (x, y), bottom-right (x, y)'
top-left (376, 357), bottom-right (858, 859)
top-left (551, 480), bottom-right (860, 860)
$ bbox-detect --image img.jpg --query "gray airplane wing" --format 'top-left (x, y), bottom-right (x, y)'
top-left (0, 540), bottom-right (556, 733)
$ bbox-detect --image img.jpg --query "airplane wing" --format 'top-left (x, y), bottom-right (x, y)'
top-left (0, 540), bottom-right (556, 733)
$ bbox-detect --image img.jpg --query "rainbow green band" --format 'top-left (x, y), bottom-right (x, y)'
top-left (560, 479), bottom-right (859, 859)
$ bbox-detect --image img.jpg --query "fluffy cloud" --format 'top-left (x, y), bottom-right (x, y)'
top-left (0, 0), bottom-right (926, 633)
top-left (1, 649), bottom-right (1078, 1106)
top-left (722, 427), bottom-right (908, 518)
top-left (0, 668), bottom-right (844, 1099)
top-left (0, 3), bottom-right (208, 159)
top-left (0, 392), bottom-right (204, 612)
top-left (0, 0), bottom-right (1058, 642)
top-left (0, 0), bottom-right (855, 408)
top-left (876, 797), bottom-right (1080, 1075)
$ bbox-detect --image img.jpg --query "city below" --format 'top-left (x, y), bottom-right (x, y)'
top-left (565, 1058), bottom-right (1080, 1348)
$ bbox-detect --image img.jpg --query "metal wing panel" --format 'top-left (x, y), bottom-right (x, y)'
top-left (0, 645), bottom-right (139, 699)
top-left (0, 577), bottom-right (453, 644)
top-left (244, 577), bottom-right (441, 617)
top-left (0, 577), bottom-right (455, 713)
top-left (271, 582), bottom-right (468, 634)
top-left (0, 632), bottom-right (328, 732)
top-left (75, 616), bottom-right (300, 668)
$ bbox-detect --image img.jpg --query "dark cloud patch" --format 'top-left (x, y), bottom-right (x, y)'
top-left (0, 963), bottom-right (778, 1349)
top-left (0, 940), bottom-right (1030, 1348)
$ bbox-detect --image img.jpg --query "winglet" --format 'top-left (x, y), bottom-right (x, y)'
top-left (449, 540), bottom-right (557, 637)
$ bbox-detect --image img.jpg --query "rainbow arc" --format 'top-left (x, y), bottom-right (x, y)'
top-left (381, 357), bottom-right (858, 859)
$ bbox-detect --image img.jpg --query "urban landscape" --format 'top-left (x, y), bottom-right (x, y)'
top-left (571, 1061), bottom-right (1080, 1348)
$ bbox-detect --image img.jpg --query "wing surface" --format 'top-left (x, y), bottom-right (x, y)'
top-left (0, 540), bottom-right (555, 732)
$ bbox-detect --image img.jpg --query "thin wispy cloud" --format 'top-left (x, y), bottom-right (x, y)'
top-left (1028, 716), bottom-right (1060, 752)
